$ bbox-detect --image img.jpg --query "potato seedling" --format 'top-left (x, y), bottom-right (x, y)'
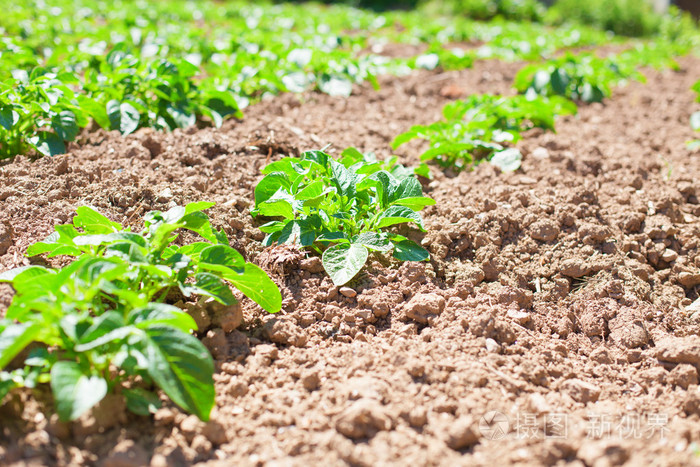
top-left (514, 53), bottom-right (644, 103)
top-left (252, 148), bottom-right (434, 286)
top-left (0, 202), bottom-right (281, 421)
top-left (392, 94), bottom-right (576, 171)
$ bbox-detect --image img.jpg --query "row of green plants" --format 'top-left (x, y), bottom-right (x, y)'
top-left (5, 0), bottom-right (696, 158)
top-left (0, 147), bottom-right (435, 421)
top-left (0, 203), bottom-right (282, 421)
top-left (428, 0), bottom-right (697, 38)
top-left (394, 44), bottom-right (695, 172)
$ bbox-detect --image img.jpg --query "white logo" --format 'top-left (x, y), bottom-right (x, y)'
top-left (479, 411), bottom-right (510, 440)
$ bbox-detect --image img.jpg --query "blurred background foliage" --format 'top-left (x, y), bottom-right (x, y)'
top-left (283, 0), bottom-right (697, 37)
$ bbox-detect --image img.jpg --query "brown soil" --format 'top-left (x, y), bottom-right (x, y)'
top-left (1, 55), bottom-right (700, 466)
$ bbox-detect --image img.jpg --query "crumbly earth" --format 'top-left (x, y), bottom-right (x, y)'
top-left (1, 54), bottom-right (700, 466)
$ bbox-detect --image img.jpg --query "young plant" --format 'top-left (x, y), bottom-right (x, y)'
top-left (0, 69), bottom-right (91, 158)
top-left (392, 94), bottom-right (576, 171)
top-left (0, 202), bottom-right (281, 422)
top-left (513, 53), bottom-right (644, 103)
top-left (252, 148), bottom-right (434, 286)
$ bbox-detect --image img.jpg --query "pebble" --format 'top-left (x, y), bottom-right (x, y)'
top-left (560, 378), bottom-right (601, 403)
top-left (661, 248), bottom-right (678, 262)
top-left (656, 336), bottom-right (700, 367)
top-left (339, 286), bottom-right (357, 298)
top-left (403, 293), bottom-right (446, 324)
top-left (301, 371), bottom-right (321, 391)
top-left (445, 416), bottom-right (480, 450)
top-left (335, 398), bottom-right (393, 439)
top-left (485, 338), bottom-right (500, 353)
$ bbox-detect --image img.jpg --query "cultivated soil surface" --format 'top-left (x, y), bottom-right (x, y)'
top-left (1, 54), bottom-right (700, 466)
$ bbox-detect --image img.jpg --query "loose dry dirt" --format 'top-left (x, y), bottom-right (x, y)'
top-left (1, 54), bottom-right (700, 467)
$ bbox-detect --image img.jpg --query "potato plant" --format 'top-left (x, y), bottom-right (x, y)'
top-left (0, 202), bottom-right (281, 421)
top-left (252, 149), bottom-right (434, 286)
top-left (513, 53), bottom-right (644, 103)
top-left (392, 94), bottom-right (576, 171)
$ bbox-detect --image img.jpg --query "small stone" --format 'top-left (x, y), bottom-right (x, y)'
top-left (655, 336), bottom-right (700, 368)
top-left (262, 318), bottom-right (308, 347)
top-left (507, 309), bottom-right (530, 325)
top-left (300, 257), bottom-right (324, 273)
top-left (661, 249), bottom-right (678, 262)
top-left (207, 301), bottom-right (242, 333)
top-left (678, 272), bottom-right (700, 288)
top-left (202, 328), bottom-right (228, 359)
top-left (403, 293), bottom-right (446, 324)
top-left (560, 378), bottom-right (601, 403)
top-left (191, 434), bottom-right (213, 455)
top-left (532, 147), bottom-right (550, 159)
top-left (335, 398), bottom-right (394, 439)
top-left (559, 259), bottom-right (592, 278)
top-left (485, 338), bottom-right (500, 354)
top-left (683, 386), bottom-right (700, 415)
top-left (157, 187), bottom-right (173, 202)
top-left (201, 419), bottom-right (228, 445)
top-left (529, 220), bottom-right (559, 242)
top-left (589, 347), bottom-right (612, 364)
top-left (154, 408), bottom-right (176, 425)
top-left (254, 344), bottom-right (279, 364)
top-left (668, 364), bottom-right (698, 390)
top-left (301, 371), bottom-right (321, 391)
top-left (180, 415), bottom-right (204, 442)
top-left (407, 360), bottom-right (425, 378)
top-left (408, 407), bottom-right (428, 428)
top-left (445, 416), bottom-right (480, 450)
top-left (339, 287), bottom-right (357, 298)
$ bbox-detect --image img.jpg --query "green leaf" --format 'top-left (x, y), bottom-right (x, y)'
top-left (74, 207), bottom-right (122, 234)
top-left (140, 326), bottom-right (214, 421)
top-left (318, 75), bottom-right (353, 97)
top-left (277, 219), bottom-right (317, 246)
top-left (199, 244), bottom-right (245, 270)
top-left (392, 239), bottom-right (429, 262)
top-left (352, 232), bottom-right (392, 252)
top-left (322, 243), bottom-right (368, 286)
top-left (180, 273), bottom-right (236, 306)
top-left (28, 132), bottom-right (65, 156)
top-left (389, 177), bottom-right (423, 203)
top-left (254, 173), bottom-right (292, 206)
top-left (390, 196), bottom-right (436, 211)
top-left (330, 159), bottom-right (357, 199)
top-left (296, 181), bottom-right (325, 200)
top-left (52, 111), bottom-right (79, 142)
top-left (375, 206), bottom-right (425, 231)
top-left (0, 265), bottom-right (50, 283)
top-left (490, 148), bottom-right (522, 172)
top-left (128, 303), bottom-right (198, 333)
top-left (51, 362), bottom-right (108, 421)
top-left (0, 323), bottom-right (42, 369)
top-left (77, 95), bottom-right (110, 129)
top-left (107, 100), bottom-right (140, 135)
top-left (220, 264), bottom-right (282, 313)
top-left (691, 112), bottom-right (700, 132)
top-left (550, 69), bottom-right (569, 95)
top-left (0, 106), bottom-right (19, 130)
top-left (124, 388), bottom-right (161, 416)
top-left (257, 195), bottom-right (295, 219)
top-left (0, 372), bottom-right (17, 402)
